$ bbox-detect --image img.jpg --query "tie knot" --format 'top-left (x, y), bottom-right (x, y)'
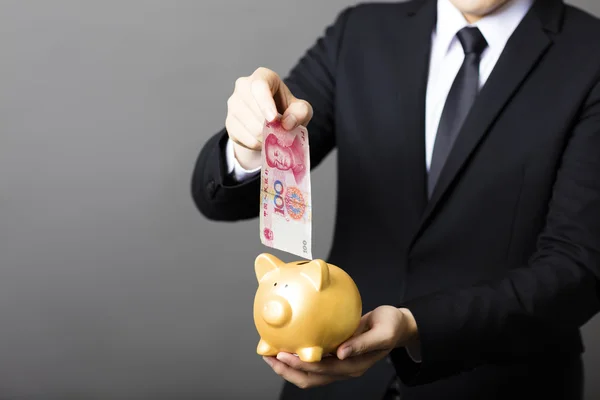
top-left (456, 27), bottom-right (488, 55)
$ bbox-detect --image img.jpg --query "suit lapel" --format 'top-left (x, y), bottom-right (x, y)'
top-left (408, 0), bottom-right (561, 250)
top-left (394, 0), bottom-right (437, 224)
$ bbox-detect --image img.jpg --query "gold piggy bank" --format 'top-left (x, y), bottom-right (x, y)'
top-left (253, 253), bottom-right (362, 362)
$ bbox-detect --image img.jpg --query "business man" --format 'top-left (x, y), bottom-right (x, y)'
top-left (192, 0), bottom-right (600, 398)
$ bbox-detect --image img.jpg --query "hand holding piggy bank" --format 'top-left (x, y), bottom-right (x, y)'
top-left (253, 253), bottom-right (362, 362)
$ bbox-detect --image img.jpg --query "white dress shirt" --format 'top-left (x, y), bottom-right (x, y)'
top-left (226, 0), bottom-right (533, 179)
top-left (425, 0), bottom-right (533, 171)
top-left (223, 0), bottom-right (533, 360)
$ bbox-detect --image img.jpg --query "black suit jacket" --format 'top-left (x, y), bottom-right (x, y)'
top-left (192, 0), bottom-right (600, 398)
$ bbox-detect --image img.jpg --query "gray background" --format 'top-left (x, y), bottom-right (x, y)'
top-left (1, 0), bottom-right (599, 399)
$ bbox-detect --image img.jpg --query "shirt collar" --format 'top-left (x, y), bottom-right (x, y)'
top-left (435, 0), bottom-right (535, 55)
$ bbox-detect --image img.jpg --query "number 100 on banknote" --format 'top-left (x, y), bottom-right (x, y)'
top-left (260, 119), bottom-right (312, 259)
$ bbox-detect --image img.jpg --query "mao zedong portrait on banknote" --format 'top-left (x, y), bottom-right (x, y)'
top-left (264, 132), bottom-right (307, 185)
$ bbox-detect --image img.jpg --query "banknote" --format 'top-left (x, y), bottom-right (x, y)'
top-left (260, 118), bottom-right (312, 259)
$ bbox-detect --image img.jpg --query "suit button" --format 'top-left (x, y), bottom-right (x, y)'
top-left (207, 180), bottom-right (217, 198)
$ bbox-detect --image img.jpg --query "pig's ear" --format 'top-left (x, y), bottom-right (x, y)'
top-left (301, 260), bottom-right (330, 292)
top-left (255, 253), bottom-right (283, 282)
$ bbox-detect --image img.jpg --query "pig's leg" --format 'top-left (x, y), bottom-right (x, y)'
top-left (297, 346), bottom-right (323, 362)
top-left (257, 339), bottom-right (278, 356)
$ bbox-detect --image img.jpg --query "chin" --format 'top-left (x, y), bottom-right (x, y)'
top-left (449, 0), bottom-right (510, 17)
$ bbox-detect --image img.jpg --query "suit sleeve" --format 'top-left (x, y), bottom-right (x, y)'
top-left (190, 7), bottom-right (354, 221)
top-left (391, 78), bottom-right (600, 385)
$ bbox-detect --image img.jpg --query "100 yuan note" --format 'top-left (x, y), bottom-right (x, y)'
top-left (259, 118), bottom-right (312, 259)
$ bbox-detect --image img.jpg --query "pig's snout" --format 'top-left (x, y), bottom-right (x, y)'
top-left (262, 298), bottom-right (292, 327)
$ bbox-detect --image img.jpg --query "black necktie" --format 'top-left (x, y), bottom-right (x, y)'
top-left (427, 27), bottom-right (488, 198)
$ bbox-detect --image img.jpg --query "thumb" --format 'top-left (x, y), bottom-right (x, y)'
top-left (337, 321), bottom-right (388, 360)
top-left (281, 99), bottom-right (313, 131)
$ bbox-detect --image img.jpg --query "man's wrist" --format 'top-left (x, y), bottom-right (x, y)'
top-left (226, 136), bottom-right (261, 171)
top-left (225, 138), bottom-right (261, 181)
top-left (233, 145), bottom-right (262, 170)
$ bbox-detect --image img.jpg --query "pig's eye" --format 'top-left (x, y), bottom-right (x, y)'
top-left (274, 283), bottom-right (277, 286)
top-left (285, 284), bottom-right (288, 288)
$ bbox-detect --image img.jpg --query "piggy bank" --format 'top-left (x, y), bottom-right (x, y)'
top-left (253, 253), bottom-right (362, 362)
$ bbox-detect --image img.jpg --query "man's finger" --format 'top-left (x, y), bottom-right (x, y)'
top-left (282, 100), bottom-right (313, 131)
top-left (349, 312), bottom-right (372, 339)
top-left (264, 356), bottom-right (337, 389)
top-left (250, 68), bottom-right (281, 122)
top-left (240, 92), bottom-right (268, 128)
top-left (337, 325), bottom-right (391, 360)
top-left (275, 351), bottom-right (382, 378)
top-left (229, 95), bottom-right (265, 140)
top-left (276, 353), bottom-right (350, 375)
top-left (225, 115), bottom-right (262, 151)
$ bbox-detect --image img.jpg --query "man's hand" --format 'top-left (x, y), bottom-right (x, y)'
top-left (262, 306), bottom-right (419, 389)
top-left (225, 67), bottom-right (313, 170)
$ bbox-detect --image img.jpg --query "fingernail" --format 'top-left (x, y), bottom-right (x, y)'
top-left (339, 346), bottom-right (352, 360)
top-left (282, 114), bottom-right (297, 130)
top-left (263, 356), bottom-right (274, 366)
